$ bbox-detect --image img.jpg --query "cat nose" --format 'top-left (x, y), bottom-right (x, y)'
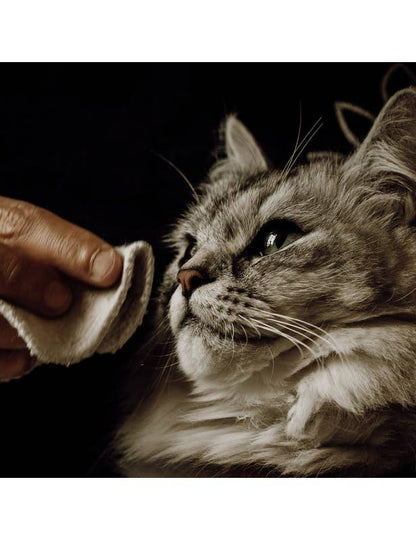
top-left (177, 268), bottom-right (207, 298)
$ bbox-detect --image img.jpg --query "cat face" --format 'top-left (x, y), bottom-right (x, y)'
top-left (160, 90), bottom-right (416, 384)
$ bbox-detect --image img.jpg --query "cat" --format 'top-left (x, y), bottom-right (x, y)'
top-left (117, 87), bottom-right (416, 477)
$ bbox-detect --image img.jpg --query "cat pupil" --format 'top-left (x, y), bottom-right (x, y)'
top-left (263, 231), bottom-right (284, 256)
top-left (257, 220), bottom-right (303, 257)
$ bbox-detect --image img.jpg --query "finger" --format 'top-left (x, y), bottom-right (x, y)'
top-left (0, 315), bottom-right (26, 349)
top-left (0, 243), bottom-right (73, 317)
top-left (0, 197), bottom-right (123, 287)
top-left (0, 350), bottom-right (36, 381)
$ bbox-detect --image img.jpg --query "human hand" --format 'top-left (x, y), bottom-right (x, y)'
top-left (0, 196), bottom-right (123, 381)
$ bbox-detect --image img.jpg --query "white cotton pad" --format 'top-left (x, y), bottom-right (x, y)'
top-left (0, 241), bottom-right (154, 365)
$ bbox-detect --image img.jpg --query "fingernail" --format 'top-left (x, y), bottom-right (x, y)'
top-left (44, 280), bottom-right (72, 312)
top-left (90, 249), bottom-right (117, 281)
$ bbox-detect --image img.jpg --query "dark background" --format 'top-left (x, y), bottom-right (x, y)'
top-left (0, 63), bottom-right (413, 476)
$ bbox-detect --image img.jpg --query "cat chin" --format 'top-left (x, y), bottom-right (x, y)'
top-left (175, 323), bottom-right (303, 385)
top-left (175, 325), bottom-right (258, 382)
top-left (169, 286), bottom-right (228, 380)
top-left (176, 327), bottom-right (223, 380)
top-left (169, 286), bottom-right (187, 336)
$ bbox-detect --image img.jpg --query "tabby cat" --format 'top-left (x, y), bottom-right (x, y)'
top-left (118, 88), bottom-right (416, 476)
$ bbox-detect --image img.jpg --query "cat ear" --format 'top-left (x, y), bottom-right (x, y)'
top-left (349, 87), bottom-right (416, 183)
top-left (345, 88), bottom-right (416, 223)
top-left (334, 102), bottom-right (375, 148)
top-left (381, 63), bottom-right (416, 103)
top-left (224, 115), bottom-right (268, 173)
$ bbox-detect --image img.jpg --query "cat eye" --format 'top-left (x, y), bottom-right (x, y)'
top-left (255, 220), bottom-right (303, 257)
top-left (179, 236), bottom-right (198, 266)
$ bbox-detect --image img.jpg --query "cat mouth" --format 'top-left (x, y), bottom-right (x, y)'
top-left (180, 315), bottom-right (252, 342)
top-left (179, 313), bottom-right (283, 346)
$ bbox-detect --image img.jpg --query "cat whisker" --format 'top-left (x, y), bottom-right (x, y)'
top-left (250, 306), bottom-right (334, 342)
top-left (223, 322), bottom-right (238, 371)
top-left (238, 314), bottom-right (262, 340)
top-left (281, 117), bottom-right (323, 179)
top-left (154, 351), bottom-right (179, 359)
top-left (284, 119), bottom-right (323, 179)
top-left (268, 319), bottom-right (326, 369)
top-left (223, 323), bottom-right (234, 355)
top-left (262, 317), bottom-right (326, 355)
top-left (251, 317), bottom-right (318, 360)
top-left (280, 102), bottom-right (303, 178)
top-left (154, 152), bottom-right (200, 202)
top-left (265, 342), bottom-right (276, 379)
top-left (156, 359), bottom-right (179, 369)
top-left (238, 321), bottom-right (250, 347)
top-left (251, 308), bottom-right (336, 352)
top-left (230, 321), bottom-right (236, 358)
top-left (240, 308), bottom-right (331, 369)
top-left (239, 314), bottom-right (309, 360)
top-left (134, 316), bottom-right (170, 354)
top-left (281, 117), bottom-right (315, 178)
top-left (249, 307), bottom-right (347, 366)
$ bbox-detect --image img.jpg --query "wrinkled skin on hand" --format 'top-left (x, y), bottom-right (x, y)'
top-left (0, 196), bottom-right (123, 381)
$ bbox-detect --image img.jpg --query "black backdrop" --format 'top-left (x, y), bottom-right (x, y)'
top-left (0, 63), bottom-right (412, 476)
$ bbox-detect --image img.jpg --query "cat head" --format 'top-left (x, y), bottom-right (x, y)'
top-left (159, 88), bottom-right (416, 388)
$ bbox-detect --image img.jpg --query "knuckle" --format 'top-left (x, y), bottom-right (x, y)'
top-left (78, 244), bottom-right (96, 275)
top-left (3, 254), bottom-right (25, 292)
top-left (61, 237), bottom-right (97, 275)
top-left (0, 201), bottom-right (37, 240)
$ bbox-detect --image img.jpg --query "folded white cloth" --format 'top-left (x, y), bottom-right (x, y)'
top-left (0, 241), bottom-right (154, 365)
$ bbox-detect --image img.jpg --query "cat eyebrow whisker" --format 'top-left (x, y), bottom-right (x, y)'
top-left (285, 118), bottom-right (323, 177)
top-left (280, 102), bottom-right (303, 178)
top-left (281, 116), bottom-right (323, 180)
top-left (154, 152), bottom-right (200, 202)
